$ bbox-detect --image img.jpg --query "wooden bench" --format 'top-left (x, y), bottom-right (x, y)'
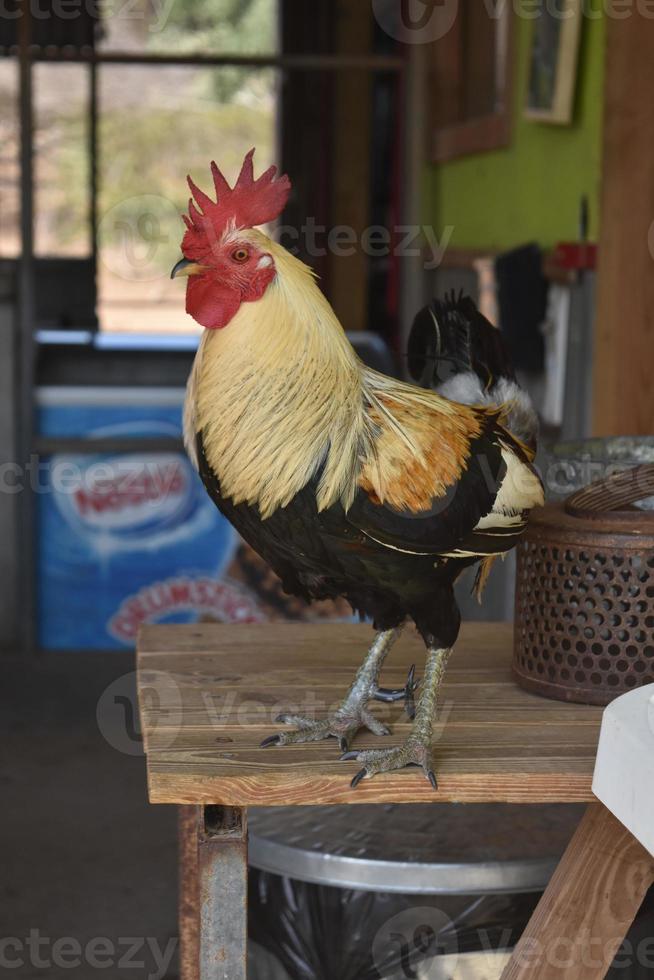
top-left (136, 622), bottom-right (654, 979)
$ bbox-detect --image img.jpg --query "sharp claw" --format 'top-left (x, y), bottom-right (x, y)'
top-left (274, 714), bottom-right (288, 723)
top-left (405, 664), bottom-right (418, 719)
top-left (339, 736), bottom-right (349, 752)
top-left (339, 750), bottom-right (360, 761)
top-left (374, 665), bottom-right (420, 708)
top-left (350, 768), bottom-right (367, 789)
top-left (427, 769), bottom-right (438, 790)
top-left (373, 687), bottom-right (406, 703)
top-left (260, 734), bottom-right (281, 748)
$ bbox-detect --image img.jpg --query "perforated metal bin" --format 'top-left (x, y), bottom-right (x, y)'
top-left (514, 465), bottom-right (654, 706)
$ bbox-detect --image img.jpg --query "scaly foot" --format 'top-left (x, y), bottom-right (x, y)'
top-left (261, 706), bottom-right (390, 754)
top-left (341, 738), bottom-right (438, 790)
top-left (341, 644), bottom-right (453, 790)
top-left (260, 627), bottom-right (404, 753)
top-left (260, 665), bottom-right (418, 752)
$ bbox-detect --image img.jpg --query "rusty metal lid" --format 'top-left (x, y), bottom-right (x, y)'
top-left (564, 464), bottom-right (654, 521)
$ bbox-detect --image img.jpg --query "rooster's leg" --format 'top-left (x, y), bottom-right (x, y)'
top-left (260, 626), bottom-right (404, 753)
top-left (342, 645), bottom-right (452, 789)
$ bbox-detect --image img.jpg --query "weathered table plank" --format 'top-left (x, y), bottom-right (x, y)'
top-left (137, 622), bottom-right (602, 805)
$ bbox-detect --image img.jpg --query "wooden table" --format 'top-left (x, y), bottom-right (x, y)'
top-left (137, 622), bottom-right (654, 979)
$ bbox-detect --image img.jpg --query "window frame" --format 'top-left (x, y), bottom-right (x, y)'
top-left (430, 4), bottom-right (514, 164)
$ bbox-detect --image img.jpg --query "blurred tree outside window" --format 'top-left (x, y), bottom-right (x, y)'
top-left (1, 0), bottom-right (278, 331)
top-left (99, 0), bottom-right (278, 57)
top-left (0, 60), bottom-right (19, 258)
top-left (98, 0), bottom-right (277, 333)
top-left (34, 64), bottom-right (91, 259)
top-left (97, 0), bottom-right (279, 333)
top-left (97, 62), bottom-right (277, 334)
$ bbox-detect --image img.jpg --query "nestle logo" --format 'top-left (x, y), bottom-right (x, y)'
top-left (74, 460), bottom-right (185, 517)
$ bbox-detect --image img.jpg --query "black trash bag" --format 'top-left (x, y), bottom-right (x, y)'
top-left (248, 869), bottom-right (539, 980)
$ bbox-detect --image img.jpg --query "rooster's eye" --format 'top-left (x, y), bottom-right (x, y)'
top-left (231, 247), bottom-right (249, 263)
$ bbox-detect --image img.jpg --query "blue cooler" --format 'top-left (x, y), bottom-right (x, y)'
top-left (36, 387), bottom-right (266, 650)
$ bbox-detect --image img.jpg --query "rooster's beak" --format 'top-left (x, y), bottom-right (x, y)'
top-left (170, 257), bottom-right (206, 279)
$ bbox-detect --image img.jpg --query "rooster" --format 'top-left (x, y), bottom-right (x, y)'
top-left (172, 150), bottom-right (544, 788)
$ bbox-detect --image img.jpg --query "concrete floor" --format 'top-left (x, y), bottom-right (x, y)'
top-left (1, 651), bottom-right (179, 980)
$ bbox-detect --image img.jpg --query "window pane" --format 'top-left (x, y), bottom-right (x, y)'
top-left (33, 63), bottom-right (91, 257)
top-left (97, 63), bottom-right (278, 334)
top-left (0, 59), bottom-right (20, 257)
top-left (98, 0), bottom-right (279, 57)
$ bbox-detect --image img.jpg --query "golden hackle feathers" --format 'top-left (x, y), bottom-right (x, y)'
top-left (193, 231), bottom-right (369, 518)
top-left (188, 229), bottom-right (540, 521)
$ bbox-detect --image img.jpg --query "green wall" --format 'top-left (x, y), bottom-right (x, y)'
top-left (427, 11), bottom-right (606, 250)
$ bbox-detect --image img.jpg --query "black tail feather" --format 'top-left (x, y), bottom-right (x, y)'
top-left (407, 292), bottom-right (516, 391)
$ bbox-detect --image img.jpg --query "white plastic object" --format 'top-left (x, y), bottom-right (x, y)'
top-left (592, 684), bottom-right (654, 858)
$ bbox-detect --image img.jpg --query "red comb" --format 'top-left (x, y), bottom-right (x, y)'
top-left (182, 149), bottom-right (291, 252)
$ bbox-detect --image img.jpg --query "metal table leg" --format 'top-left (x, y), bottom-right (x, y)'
top-left (179, 805), bottom-right (248, 980)
top-left (179, 806), bottom-right (200, 980)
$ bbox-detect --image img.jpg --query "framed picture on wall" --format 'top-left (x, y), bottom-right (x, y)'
top-left (525, 0), bottom-right (583, 124)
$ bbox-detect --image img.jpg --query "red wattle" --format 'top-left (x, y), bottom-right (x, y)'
top-left (186, 277), bottom-right (241, 330)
